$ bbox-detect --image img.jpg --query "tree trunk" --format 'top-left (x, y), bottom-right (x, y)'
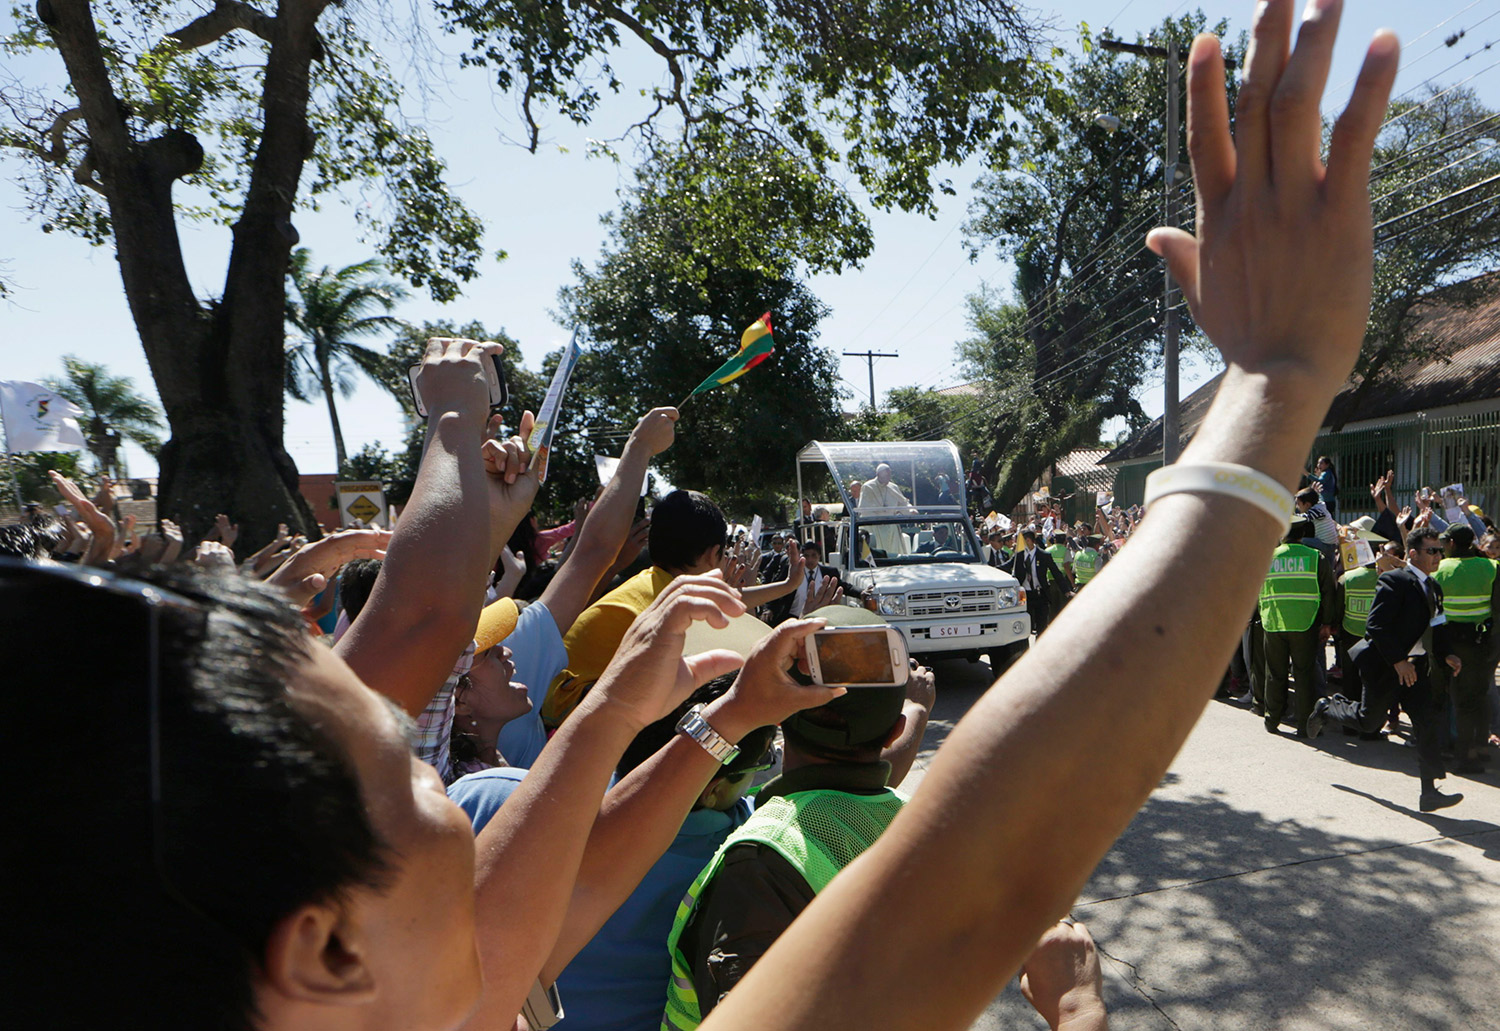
top-left (321, 364), bottom-right (349, 473)
top-left (44, 0), bottom-right (330, 553)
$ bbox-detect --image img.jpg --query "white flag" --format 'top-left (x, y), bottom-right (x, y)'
top-left (0, 381), bottom-right (88, 453)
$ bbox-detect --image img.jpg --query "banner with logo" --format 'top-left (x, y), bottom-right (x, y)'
top-left (0, 381), bottom-right (88, 453)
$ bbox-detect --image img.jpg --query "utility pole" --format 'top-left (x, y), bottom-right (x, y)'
top-left (1099, 37), bottom-right (1190, 466)
top-left (843, 350), bottom-right (899, 412)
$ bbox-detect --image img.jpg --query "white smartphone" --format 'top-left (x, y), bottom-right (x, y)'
top-left (806, 625), bottom-right (909, 688)
top-left (407, 345), bottom-right (507, 419)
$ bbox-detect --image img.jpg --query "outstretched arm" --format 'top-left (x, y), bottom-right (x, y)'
top-left (337, 339), bottom-right (531, 716)
top-left (701, 8), bottom-right (1400, 1030)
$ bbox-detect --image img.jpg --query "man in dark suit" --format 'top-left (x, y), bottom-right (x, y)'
top-left (1308, 526), bottom-right (1464, 812)
top-left (1006, 529), bottom-right (1066, 637)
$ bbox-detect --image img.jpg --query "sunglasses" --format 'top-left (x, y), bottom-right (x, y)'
top-left (1418, 546), bottom-right (1445, 555)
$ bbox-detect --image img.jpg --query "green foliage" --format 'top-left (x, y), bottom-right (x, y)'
top-left (442, 0), bottom-right (1059, 215)
top-left (562, 134), bottom-right (849, 517)
top-left (1355, 86), bottom-right (1500, 398)
top-left (285, 248), bottom-right (407, 470)
top-left (43, 354), bottom-right (164, 476)
top-left (2, 2), bottom-right (486, 300)
top-left (3, 450), bottom-right (88, 509)
top-left (959, 11), bottom-right (1243, 508)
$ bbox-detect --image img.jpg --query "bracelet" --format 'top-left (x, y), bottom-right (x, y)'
top-left (1144, 462), bottom-right (1292, 528)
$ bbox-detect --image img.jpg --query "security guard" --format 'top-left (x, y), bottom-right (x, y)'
top-left (1047, 532), bottom-right (1074, 608)
top-left (1074, 535), bottom-right (1104, 589)
top-left (1258, 517), bottom-right (1334, 736)
top-left (1330, 537), bottom-right (1403, 730)
top-left (1431, 524), bottom-right (1500, 773)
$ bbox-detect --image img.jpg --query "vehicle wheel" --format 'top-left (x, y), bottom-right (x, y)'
top-left (987, 639), bottom-right (1029, 677)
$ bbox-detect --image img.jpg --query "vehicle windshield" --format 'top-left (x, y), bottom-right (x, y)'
top-left (851, 518), bottom-right (980, 565)
top-left (797, 440), bottom-right (968, 515)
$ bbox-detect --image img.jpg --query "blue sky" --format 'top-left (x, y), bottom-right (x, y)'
top-left (3, 0), bottom-right (1496, 477)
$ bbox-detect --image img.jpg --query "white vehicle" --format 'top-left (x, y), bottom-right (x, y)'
top-left (795, 440), bottom-right (1030, 674)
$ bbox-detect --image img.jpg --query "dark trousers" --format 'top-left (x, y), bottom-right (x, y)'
top-left (1027, 590), bottom-right (1052, 637)
top-left (1334, 629), bottom-right (1363, 694)
top-left (1326, 650), bottom-right (1445, 783)
top-left (1263, 628), bottom-right (1319, 726)
top-left (1432, 626), bottom-right (1497, 759)
top-left (1246, 619), bottom-right (1266, 708)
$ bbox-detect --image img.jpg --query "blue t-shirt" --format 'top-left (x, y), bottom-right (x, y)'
top-left (496, 601), bottom-right (570, 769)
top-left (448, 768), bottom-right (754, 1031)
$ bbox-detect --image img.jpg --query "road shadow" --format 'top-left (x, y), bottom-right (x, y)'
top-left (1048, 790), bottom-right (1500, 1029)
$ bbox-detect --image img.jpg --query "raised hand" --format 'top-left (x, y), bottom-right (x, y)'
top-left (583, 571), bottom-right (748, 733)
top-left (419, 336), bottom-right (503, 420)
top-left (708, 618), bottom-right (845, 739)
top-left (213, 513), bottom-right (240, 549)
top-left (49, 470), bottom-right (116, 565)
top-left (267, 527), bottom-right (391, 607)
top-left (1145, 0), bottom-right (1399, 392)
top-left (193, 540), bottom-right (237, 571)
top-left (628, 406), bottom-right (679, 457)
top-left (482, 409), bottom-right (542, 549)
top-left (159, 519), bottom-right (184, 564)
top-left (1019, 921), bottom-right (1107, 1031)
top-left (806, 573), bottom-right (844, 612)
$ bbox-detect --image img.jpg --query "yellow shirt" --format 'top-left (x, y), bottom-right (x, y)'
top-left (541, 566), bottom-right (677, 728)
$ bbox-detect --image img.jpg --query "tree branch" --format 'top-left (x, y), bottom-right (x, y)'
top-left (166, 0), bottom-right (276, 50)
top-left (578, 0), bottom-right (701, 123)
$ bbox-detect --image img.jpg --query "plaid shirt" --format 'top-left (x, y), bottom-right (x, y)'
top-left (415, 640), bottom-right (476, 784)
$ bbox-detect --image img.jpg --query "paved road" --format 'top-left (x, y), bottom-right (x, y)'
top-left (904, 656), bottom-right (1500, 1031)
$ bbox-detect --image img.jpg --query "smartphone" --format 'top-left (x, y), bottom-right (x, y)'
top-left (806, 625), bottom-right (909, 688)
top-left (408, 349), bottom-right (508, 419)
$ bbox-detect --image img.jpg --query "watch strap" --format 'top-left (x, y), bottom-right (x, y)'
top-left (677, 704), bottom-right (740, 765)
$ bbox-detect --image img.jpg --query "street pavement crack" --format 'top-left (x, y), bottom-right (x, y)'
top-left (1094, 942), bottom-right (1184, 1031)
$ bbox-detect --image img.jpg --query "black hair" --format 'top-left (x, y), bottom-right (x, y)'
top-left (616, 673), bottom-right (776, 790)
top-left (1295, 487), bottom-right (1320, 507)
top-left (0, 513), bottom-right (66, 560)
top-left (1406, 525), bottom-right (1441, 554)
top-left (1285, 518), bottom-right (1315, 543)
top-left (507, 511), bottom-right (541, 574)
top-left (1020, 529), bottom-right (1037, 544)
top-left (338, 556), bottom-right (383, 622)
top-left (648, 490), bottom-right (727, 572)
top-left (2, 560), bottom-right (390, 1030)
top-left (802, 540), bottom-right (824, 559)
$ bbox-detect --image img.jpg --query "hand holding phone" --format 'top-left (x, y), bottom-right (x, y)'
top-left (408, 338), bottom-right (508, 419)
top-left (806, 625), bottom-right (909, 688)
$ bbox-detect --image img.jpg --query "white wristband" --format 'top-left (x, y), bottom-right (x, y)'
top-left (1144, 462), bottom-right (1293, 528)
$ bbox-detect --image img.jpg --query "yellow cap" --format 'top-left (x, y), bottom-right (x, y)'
top-left (474, 597), bottom-right (520, 652)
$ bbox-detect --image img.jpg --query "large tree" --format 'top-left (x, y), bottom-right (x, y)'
top-left (561, 129), bottom-right (853, 517)
top-left (283, 247), bottom-right (407, 473)
top-left (3, 0), bottom-right (1052, 542)
top-left (959, 12), bottom-right (1243, 512)
top-left (44, 353), bottom-right (164, 478)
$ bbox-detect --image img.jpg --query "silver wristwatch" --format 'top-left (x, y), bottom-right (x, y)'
top-left (676, 704), bottom-right (740, 765)
top-left (522, 978), bottom-right (564, 1030)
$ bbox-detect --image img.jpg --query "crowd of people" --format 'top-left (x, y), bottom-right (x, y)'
top-left (0, 5), bottom-right (1423, 1029)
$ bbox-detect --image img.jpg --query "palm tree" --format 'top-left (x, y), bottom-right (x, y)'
top-left (44, 356), bottom-right (165, 479)
top-left (284, 248), bottom-right (407, 472)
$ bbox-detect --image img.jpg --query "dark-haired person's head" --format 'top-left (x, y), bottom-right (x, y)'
top-left (802, 541), bottom-right (824, 564)
top-left (1406, 526), bottom-right (1445, 574)
top-left (1284, 517), bottom-right (1315, 544)
top-left (616, 673), bottom-right (776, 811)
top-left (648, 490), bottom-right (727, 574)
top-left (339, 556), bottom-right (383, 622)
top-left (0, 514), bottom-right (66, 561)
top-left (1440, 522), bottom-right (1478, 558)
top-left (782, 689), bottom-right (906, 766)
top-left (1294, 487), bottom-right (1320, 512)
top-left (2, 560), bottom-right (481, 1031)
top-left (1019, 529), bottom-right (1037, 549)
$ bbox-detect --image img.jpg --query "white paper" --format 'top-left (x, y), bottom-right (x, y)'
top-left (749, 514), bottom-right (763, 545)
top-left (593, 453), bottom-right (650, 495)
top-left (527, 329), bottom-right (582, 483)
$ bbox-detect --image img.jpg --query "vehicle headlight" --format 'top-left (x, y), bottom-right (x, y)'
top-left (997, 587), bottom-right (1019, 609)
top-left (877, 593), bottom-right (906, 617)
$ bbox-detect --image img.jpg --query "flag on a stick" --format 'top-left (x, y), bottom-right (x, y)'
top-left (0, 381), bottom-right (88, 453)
top-left (687, 314), bottom-right (775, 398)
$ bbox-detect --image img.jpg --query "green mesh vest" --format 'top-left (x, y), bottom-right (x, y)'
top-left (1339, 566), bottom-right (1379, 637)
top-left (1075, 548), bottom-right (1101, 585)
top-left (1258, 542), bottom-right (1321, 633)
top-left (1046, 543), bottom-right (1071, 575)
top-left (1433, 556), bottom-right (1498, 624)
top-left (661, 788), bottom-right (905, 1030)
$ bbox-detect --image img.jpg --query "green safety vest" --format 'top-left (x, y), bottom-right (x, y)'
top-left (1075, 548), bottom-right (1101, 585)
top-left (1258, 542), bottom-right (1322, 633)
top-left (1047, 544), bottom-right (1071, 575)
top-left (1432, 556), bottom-right (1498, 624)
top-left (1339, 566), bottom-right (1379, 637)
top-left (662, 788), bottom-right (905, 1030)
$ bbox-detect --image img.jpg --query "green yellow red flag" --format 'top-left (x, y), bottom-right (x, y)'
top-left (687, 313), bottom-right (775, 397)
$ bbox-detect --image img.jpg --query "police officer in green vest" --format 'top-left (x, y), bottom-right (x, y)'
top-left (1047, 533), bottom-right (1074, 610)
top-left (1074, 535), bottom-right (1105, 589)
top-left (663, 610), bottom-right (913, 1030)
top-left (1431, 524), bottom-right (1500, 773)
top-left (1330, 535), bottom-right (1404, 732)
top-left (1258, 517), bottom-right (1334, 736)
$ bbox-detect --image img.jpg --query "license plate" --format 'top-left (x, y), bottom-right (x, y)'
top-left (931, 624), bottom-right (981, 638)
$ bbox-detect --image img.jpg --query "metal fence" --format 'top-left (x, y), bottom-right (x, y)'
top-left (1312, 408), bottom-right (1500, 521)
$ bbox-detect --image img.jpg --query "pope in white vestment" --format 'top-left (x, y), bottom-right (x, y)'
top-left (858, 463), bottom-right (912, 556)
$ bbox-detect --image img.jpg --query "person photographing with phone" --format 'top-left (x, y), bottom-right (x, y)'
top-left (662, 606), bottom-right (936, 1029)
